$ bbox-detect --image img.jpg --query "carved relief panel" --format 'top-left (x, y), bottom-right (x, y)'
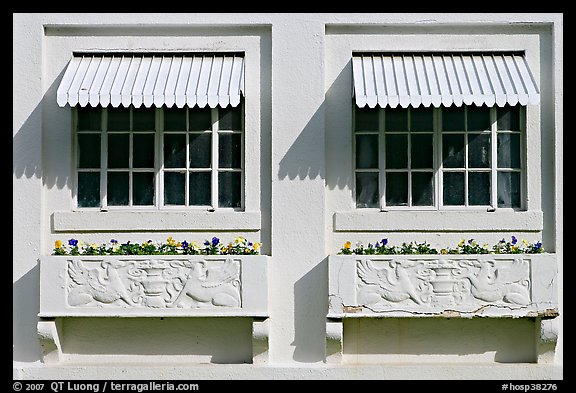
top-left (66, 258), bottom-right (242, 309)
top-left (356, 258), bottom-right (531, 311)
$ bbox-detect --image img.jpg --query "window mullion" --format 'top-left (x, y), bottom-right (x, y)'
top-left (464, 108), bottom-right (469, 207)
top-left (128, 107), bottom-right (134, 207)
top-left (101, 107), bottom-right (108, 210)
top-left (436, 108), bottom-right (443, 209)
top-left (157, 107), bottom-right (163, 208)
top-left (491, 107), bottom-right (498, 209)
top-left (185, 108), bottom-right (190, 207)
top-left (407, 109), bottom-right (412, 207)
top-left (379, 108), bottom-right (386, 209)
top-left (211, 108), bottom-right (219, 209)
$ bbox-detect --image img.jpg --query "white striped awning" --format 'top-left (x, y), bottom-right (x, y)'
top-left (352, 53), bottom-right (540, 108)
top-left (57, 54), bottom-right (245, 108)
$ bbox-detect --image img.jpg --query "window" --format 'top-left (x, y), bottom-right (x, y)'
top-left (75, 104), bottom-right (244, 210)
top-left (354, 104), bottom-right (523, 210)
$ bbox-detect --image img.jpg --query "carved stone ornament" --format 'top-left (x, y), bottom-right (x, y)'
top-left (328, 254), bottom-right (557, 318)
top-left (66, 258), bottom-right (241, 309)
top-left (356, 258), bottom-right (530, 310)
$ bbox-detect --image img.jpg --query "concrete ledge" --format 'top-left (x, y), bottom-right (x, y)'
top-left (333, 210), bottom-right (543, 232)
top-left (52, 210), bottom-right (262, 232)
top-left (13, 363), bottom-right (563, 380)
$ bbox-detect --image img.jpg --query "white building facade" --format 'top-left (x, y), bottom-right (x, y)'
top-left (13, 13), bottom-right (563, 380)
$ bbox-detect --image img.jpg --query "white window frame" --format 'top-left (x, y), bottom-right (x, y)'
top-left (353, 105), bottom-right (525, 212)
top-left (73, 104), bottom-right (245, 212)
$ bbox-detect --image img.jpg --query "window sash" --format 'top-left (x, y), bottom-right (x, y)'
top-left (74, 105), bottom-right (244, 211)
top-left (353, 105), bottom-right (524, 211)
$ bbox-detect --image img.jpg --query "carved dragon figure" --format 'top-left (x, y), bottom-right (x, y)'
top-left (357, 260), bottom-right (424, 305)
top-left (170, 258), bottom-right (241, 308)
top-left (457, 259), bottom-right (530, 305)
top-left (67, 260), bottom-right (135, 306)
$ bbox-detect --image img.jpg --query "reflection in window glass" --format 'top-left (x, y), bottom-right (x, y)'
top-left (468, 172), bottom-right (491, 205)
top-left (385, 134), bottom-right (408, 169)
top-left (164, 134), bottom-right (186, 168)
top-left (442, 134), bottom-right (465, 168)
top-left (77, 172), bottom-right (100, 208)
top-left (386, 172), bottom-right (408, 206)
top-left (133, 172), bottom-right (154, 205)
top-left (497, 133), bottom-right (521, 168)
top-left (219, 133), bottom-right (242, 168)
top-left (164, 172), bottom-right (185, 205)
top-left (107, 172), bottom-right (129, 206)
top-left (78, 134), bottom-right (101, 169)
top-left (356, 172), bottom-right (379, 208)
top-left (497, 172), bottom-right (521, 208)
top-left (468, 133), bottom-right (491, 168)
top-left (108, 108), bottom-right (130, 131)
top-left (356, 134), bottom-right (379, 169)
top-left (189, 172), bottom-right (211, 206)
top-left (443, 172), bottom-right (465, 205)
top-left (107, 134), bottom-right (129, 169)
top-left (218, 172), bottom-right (241, 208)
top-left (412, 172), bottom-right (434, 206)
top-left (355, 107), bottom-right (379, 131)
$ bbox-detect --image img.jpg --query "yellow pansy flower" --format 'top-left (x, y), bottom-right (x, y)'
top-left (344, 241), bottom-right (351, 250)
top-left (55, 240), bottom-right (63, 249)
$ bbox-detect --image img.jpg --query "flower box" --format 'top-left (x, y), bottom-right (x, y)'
top-left (37, 254), bottom-right (270, 364)
top-left (39, 255), bottom-right (268, 317)
top-left (328, 253), bottom-right (558, 319)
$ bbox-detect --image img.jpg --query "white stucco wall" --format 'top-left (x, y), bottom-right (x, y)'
top-left (13, 13), bottom-right (562, 380)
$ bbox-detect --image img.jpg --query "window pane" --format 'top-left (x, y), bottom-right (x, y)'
top-left (77, 107), bottom-right (101, 131)
top-left (164, 107), bottom-right (187, 131)
top-left (385, 134), bottom-right (408, 169)
top-left (497, 105), bottom-right (520, 131)
top-left (468, 172), bottom-right (491, 206)
top-left (355, 134), bottom-right (379, 169)
top-left (164, 172), bottom-right (185, 205)
top-left (189, 133), bottom-right (212, 168)
top-left (497, 172), bottom-right (521, 208)
top-left (189, 172), bottom-right (211, 206)
top-left (442, 134), bottom-right (465, 168)
top-left (107, 172), bottom-right (129, 206)
top-left (356, 172), bottom-right (379, 208)
top-left (189, 107), bottom-right (213, 131)
top-left (77, 172), bottom-right (100, 208)
top-left (411, 107), bottom-right (433, 132)
top-left (385, 108), bottom-right (408, 131)
top-left (386, 172), bottom-right (408, 206)
top-left (467, 105), bottom-right (491, 131)
top-left (355, 107), bottom-right (379, 131)
top-left (468, 133), bottom-right (491, 168)
top-left (411, 134), bottom-right (433, 169)
top-left (442, 106), bottom-right (465, 131)
top-left (443, 172), bottom-right (464, 205)
top-left (219, 133), bottom-right (242, 168)
top-left (133, 172), bottom-right (154, 205)
top-left (133, 133), bottom-right (155, 168)
top-left (412, 172), bottom-right (434, 206)
top-left (218, 171), bottom-right (241, 208)
top-left (77, 134), bottom-right (101, 169)
top-left (132, 108), bottom-right (156, 131)
top-left (164, 134), bottom-right (186, 168)
top-left (497, 133), bottom-right (521, 168)
top-left (218, 106), bottom-right (242, 130)
top-left (107, 134), bottom-right (129, 168)
top-left (107, 108), bottom-right (130, 131)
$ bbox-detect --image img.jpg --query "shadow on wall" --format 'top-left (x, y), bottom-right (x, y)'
top-left (343, 317), bottom-right (538, 363)
top-left (292, 258), bottom-right (328, 362)
top-left (13, 66), bottom-right (71, 190)
top-left (60, 317), bottom-right (253, 364)
top-left (276, 60), bottom-right (354, 192)
top-left (13, 263), bottom-right (42, 362)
